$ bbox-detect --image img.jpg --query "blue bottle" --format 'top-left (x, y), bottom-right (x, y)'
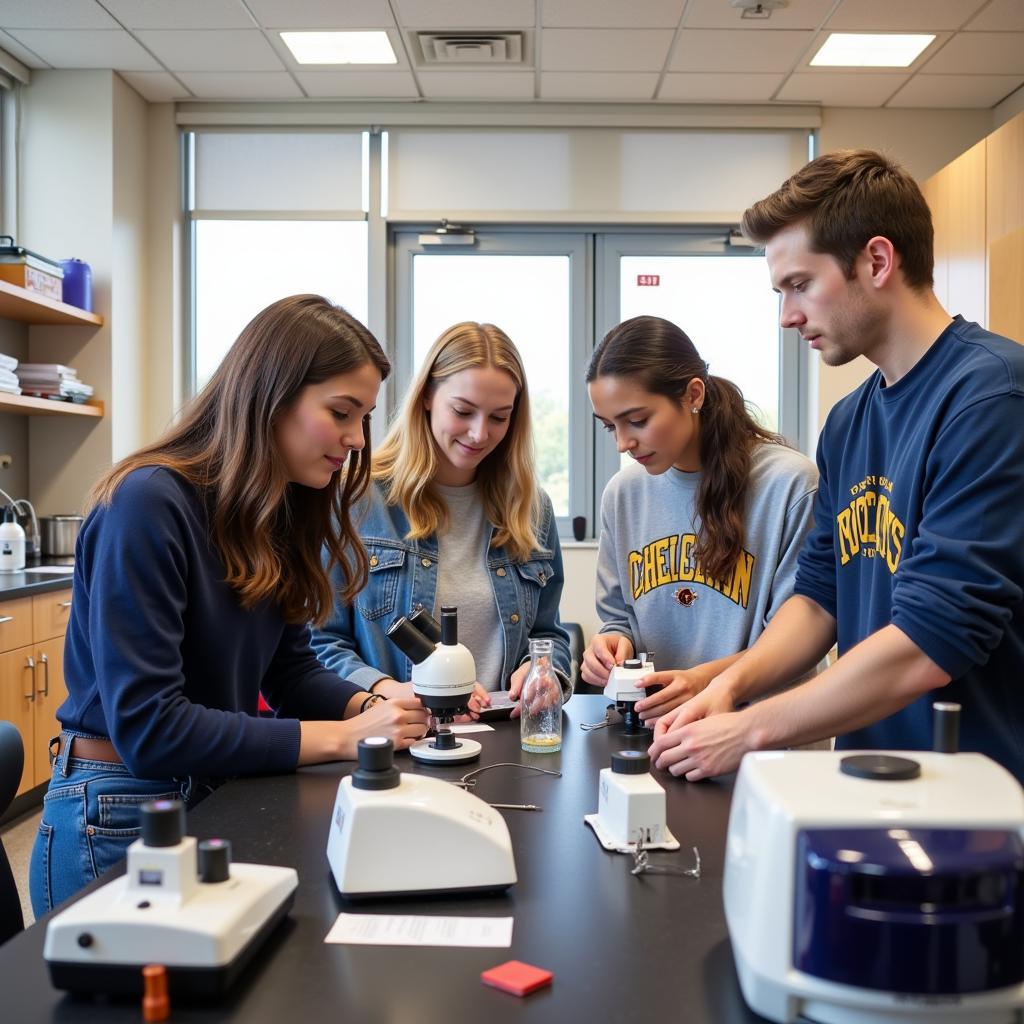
top-left (60, 259), bottom-right (92, 311)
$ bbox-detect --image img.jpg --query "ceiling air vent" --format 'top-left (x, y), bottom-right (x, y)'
top-left (415, 32), bottom-right (525, 66)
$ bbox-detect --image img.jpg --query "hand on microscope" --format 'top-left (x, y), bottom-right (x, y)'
top-left (580, 633), bottom-right (635, 687)
top-left (647, 681), bottom-right (747, 780)
top-left (633, 668), bottom-right (709, 723)
top-left (455, 683), bottom-right (491, 722)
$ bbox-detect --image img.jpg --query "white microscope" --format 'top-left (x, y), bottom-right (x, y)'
top-left (603, 653), bottom-right (656, 734)
top-left (43, 799), bottom-right (297, 997)
top-left (386, 605), bottom-right (482, 765)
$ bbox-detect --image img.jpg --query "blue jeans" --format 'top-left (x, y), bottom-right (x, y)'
top-left (29, 731), bottom-right (189, 918)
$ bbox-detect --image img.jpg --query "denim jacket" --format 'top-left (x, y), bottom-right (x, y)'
top-left (311, 481), bottom-right (572, 698)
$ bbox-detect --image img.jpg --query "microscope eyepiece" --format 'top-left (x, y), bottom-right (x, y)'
top-left (440, 606), bottom-right (458, 646)
top-left (386, 614), bottom-right (437, 664)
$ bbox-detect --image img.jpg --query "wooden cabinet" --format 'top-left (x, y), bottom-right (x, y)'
top-left (922, 138), bottom-right (986, 327)
top-left (924, 110), bottom-right (1024, 346)
top-left (0, 586), bottom-right (72, 795)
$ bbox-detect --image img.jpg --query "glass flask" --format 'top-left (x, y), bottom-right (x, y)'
top-left (520, 638), bottom-right (562, 753)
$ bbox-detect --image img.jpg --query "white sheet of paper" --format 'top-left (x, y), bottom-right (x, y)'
top-left (22, 566), bottom-right (74, 575)
top-left (450, 723), bottom-right (494, 734)
top-left (325, 914), bottom-right (513, 947)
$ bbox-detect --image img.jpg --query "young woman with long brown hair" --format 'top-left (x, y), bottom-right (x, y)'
top-left (582, 314), bottom-right (818, 726)
top-left (312, 321), bottom-right (571, 711)
top-left (29, 294), bottom-right (428, 916)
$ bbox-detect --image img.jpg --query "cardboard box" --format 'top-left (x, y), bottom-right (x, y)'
top-left (0, 263), bottom-right (64, 301)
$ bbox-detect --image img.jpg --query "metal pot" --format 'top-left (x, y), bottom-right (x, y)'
top-left (40, 515), bottom-right (83, 557)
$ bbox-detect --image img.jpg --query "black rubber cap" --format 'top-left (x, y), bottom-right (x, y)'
top-left (198, 839), bottom-right (231, 883)
top-left (622, 658), bottom-right (642, 669)
top-left (440, 606), bottom-right (458, 646)
top-left (353, 737), bottom-right (401, 791)
top-left (839, 754), bottom-right (921, 781)
top-left (386, 615), bottom-right (436, 664)
top-left (140, 799), bottom-right (186, 847)
top-left (611, 749), bottom-right (650, 774)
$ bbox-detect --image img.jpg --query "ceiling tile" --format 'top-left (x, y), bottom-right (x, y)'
top-left (419, 70), bottom-right (534, 98)
top-left (100, 0), bottom-right (253, 30)
top-left (177, 71), bottom-right (302, 98)
top-left (6, 29), bottom-right (160, 70)
top-left (246, 0), bottom-right (396, 30)
top-left (0, 0), bottom-right (117, 29)
top-left (887, 73), bottom-right (1024, 108)
top-left (824, 0), bottom-right (988, 32)
top-left (0, 28), bottom-right (49, 67)
top-left (134, 29), bottom-right (284, 72)
top-left (540, 71), bottom-right (658, 99)
top-left (659, 72), bottom-right (784, 102)
top-left (966, 0), bottom-right (1024, 32)
top-left (671, 29), bottom-right (814, 73)
top-left (295, 68), bottom-right (419, 97)
top-left (542, 0), bottom-right (683, 29)
top-left (542, 28), bottom-right (673, 71)
top-left (922, 32), bottom-right (1024, 74)
top-left (118, 70), bottom-right (191, 101)
top-left (394, 0), bottom-right (535, 30)
top-left (777, 71), bottom-right (908, 106)
top-left (684, 0), bottom-right (835, 31)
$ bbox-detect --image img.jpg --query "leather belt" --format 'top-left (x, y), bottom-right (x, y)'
top-left (56, 733), bottom-right (123, 764)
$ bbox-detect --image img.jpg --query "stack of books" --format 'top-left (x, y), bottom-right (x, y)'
top-left (0, 353), bottom-right (19, 395)
top-left (16, 363), bottom-right (94, 404)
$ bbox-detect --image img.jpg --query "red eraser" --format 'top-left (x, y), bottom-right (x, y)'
top-left (481, 960), bottom-right (553, 997)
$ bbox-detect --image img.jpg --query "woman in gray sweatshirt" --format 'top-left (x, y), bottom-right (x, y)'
top-left (584, 315), bottom-right (818, 727)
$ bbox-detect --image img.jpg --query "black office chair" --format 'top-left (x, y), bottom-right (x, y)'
top-left (0, 721), bottom-right (25, 945)
top-left (565, 621), bottom-right (601, 695)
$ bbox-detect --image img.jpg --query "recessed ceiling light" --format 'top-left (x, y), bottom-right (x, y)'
top-left (280, 31), bottom-right (397, 65)
top-left (810, 32), bottom-right (935, 68)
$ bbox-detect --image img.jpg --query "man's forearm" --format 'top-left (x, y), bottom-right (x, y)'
top-left (714, 595), bottom-right (837, 705)
top-left (745, 624), bottom-right (952, 751)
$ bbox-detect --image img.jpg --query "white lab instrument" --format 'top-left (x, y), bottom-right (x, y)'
top-left (327, 737), bottom-right (516, 898)
top-left (585, 749), bottom-right (679, 853)
top-left (44, 800), bottom-right (297, 997)
top-left (725, 703), bottom-right (1024, 1024)
top-left (603, 655), bottom-right (655, 734)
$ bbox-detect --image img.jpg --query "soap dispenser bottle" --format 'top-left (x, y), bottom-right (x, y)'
top-left (0, 505), bottom-right (25, 572)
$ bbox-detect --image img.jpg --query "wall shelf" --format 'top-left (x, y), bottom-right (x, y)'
top-left (0, 392), bottom-right (103, 418)
top-left (0, 279), bottom-right (103, 327)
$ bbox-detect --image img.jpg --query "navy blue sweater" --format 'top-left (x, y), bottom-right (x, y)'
top-left (795, 316), bottom-right (1024, 780)
top-left (58, 467), bottom-right (362, 779)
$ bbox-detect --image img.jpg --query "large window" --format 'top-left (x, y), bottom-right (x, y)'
top-left (193, 220), bottom-right (368, 389)
top-left (187, 129), bottom-right (369, 390)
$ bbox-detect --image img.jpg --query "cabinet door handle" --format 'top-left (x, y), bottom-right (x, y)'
top-left (24, 655), bottom-right (35, 701)
top-left (58, 600), bottom-right (72, 608)
top-left (0, 614), bottom-right (13, 624)
top-left (39, 653), bottom-right (50, 697)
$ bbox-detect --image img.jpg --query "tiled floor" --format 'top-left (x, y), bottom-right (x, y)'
top-left (2, 807), bottom-right (40, 928)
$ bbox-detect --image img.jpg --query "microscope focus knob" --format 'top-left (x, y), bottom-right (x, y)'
top-left (353, 737), bottom-right (401, 791)
top-left (611, 750), bottom-right (651, 774)
top-left (198, 838), bottom-right (231, 883)
top-left (140, 799), bottom-right (186, 848)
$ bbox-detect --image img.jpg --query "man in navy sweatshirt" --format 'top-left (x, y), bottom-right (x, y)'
top-left (649, 148), bottom-right (1024, 784)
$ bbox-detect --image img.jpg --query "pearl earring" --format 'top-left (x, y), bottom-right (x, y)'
top-left (692, 407), bottom-right (700, 415)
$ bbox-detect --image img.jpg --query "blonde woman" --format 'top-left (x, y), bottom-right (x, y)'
top-left (312, 321), bottom-right (571, 710)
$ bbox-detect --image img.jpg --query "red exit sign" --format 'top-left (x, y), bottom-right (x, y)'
top-left (636, 274), bottom-right (660, 287)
